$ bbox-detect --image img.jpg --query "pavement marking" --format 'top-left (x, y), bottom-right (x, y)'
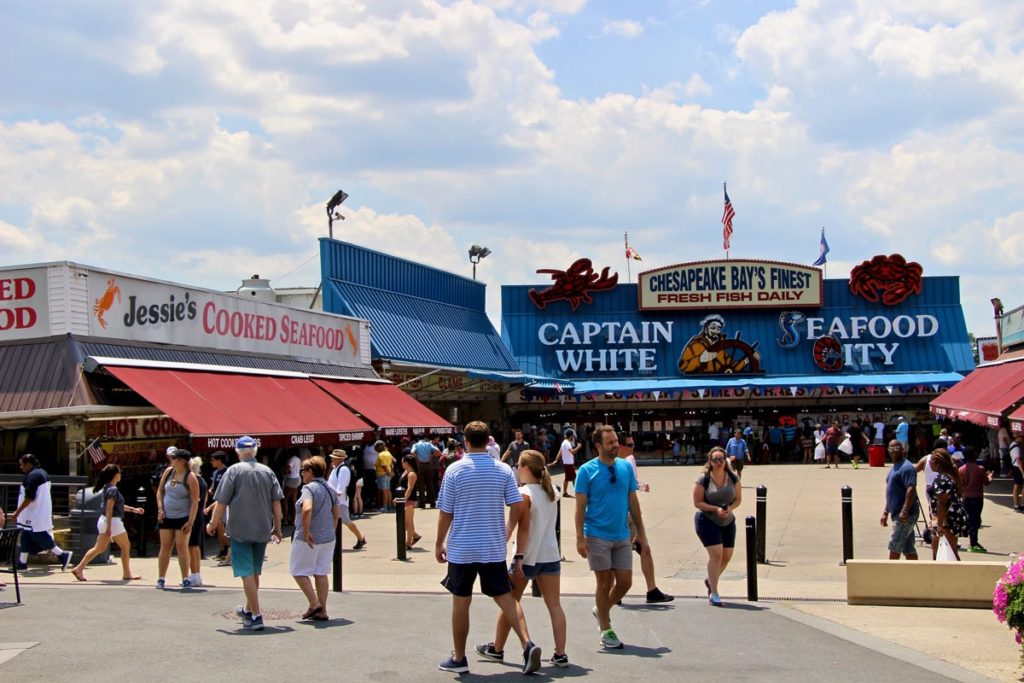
top-left (0, 642), bottom-right (38, 666)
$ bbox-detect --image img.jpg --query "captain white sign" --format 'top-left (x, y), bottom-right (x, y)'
top-left (639, 259), bottom-right (823, 311)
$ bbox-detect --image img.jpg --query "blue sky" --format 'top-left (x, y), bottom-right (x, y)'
top-left (1, 0), bottom-right (1021, 338)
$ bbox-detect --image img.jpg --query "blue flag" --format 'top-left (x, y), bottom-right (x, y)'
top-left (812, 228), bottom-right (829, 266)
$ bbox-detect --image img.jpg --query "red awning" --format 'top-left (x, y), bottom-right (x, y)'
top-left (312, 379), bottom-right (453, 437)
top-left (930, 360), bottom-right (1024, 428)
top-left (105, 366), bottom-right (372, 449)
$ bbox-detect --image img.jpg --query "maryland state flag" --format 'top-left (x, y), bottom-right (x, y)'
top-left (624, 233), bottom-right (642, 260)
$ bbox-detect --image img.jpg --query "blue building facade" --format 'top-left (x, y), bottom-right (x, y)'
top-left (503, 276), bottom-right (973, 394)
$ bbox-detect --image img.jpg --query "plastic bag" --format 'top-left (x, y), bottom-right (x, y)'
top-left (838, 437), bottom-right (853, 455)
top-left (936, 535), bottom-right (958, 561)
top-left (814, 443), bottom-right (826, 461)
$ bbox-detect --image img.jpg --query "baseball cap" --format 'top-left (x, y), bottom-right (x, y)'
top-left (165, 446), bottom-right (177, 457)
top-left (171, 448), bottom-right (191, 460)
top-left (236, 436), bottom-right (256, 449)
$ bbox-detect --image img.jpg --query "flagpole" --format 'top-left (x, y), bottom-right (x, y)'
top-left (624, 232), bottom-right (631, 281)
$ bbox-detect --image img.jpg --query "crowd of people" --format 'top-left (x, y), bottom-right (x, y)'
top-left (3, 415), bottom-right (1020, 673)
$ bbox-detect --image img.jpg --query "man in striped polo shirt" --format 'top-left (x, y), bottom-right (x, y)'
top-left (435, 421), bottom-right (542, 675)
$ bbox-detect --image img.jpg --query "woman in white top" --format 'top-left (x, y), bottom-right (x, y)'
top-left (476, 450), bottom-right (569, 668)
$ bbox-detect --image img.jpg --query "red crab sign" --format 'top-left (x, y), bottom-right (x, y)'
top-left (848, 254), bottom-right (923, 306)
top-left (528, 258), bottom-right (618, 311)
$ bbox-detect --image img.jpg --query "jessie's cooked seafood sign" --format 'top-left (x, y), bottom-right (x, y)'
top-left (638, 259), bottom-right (823, 311)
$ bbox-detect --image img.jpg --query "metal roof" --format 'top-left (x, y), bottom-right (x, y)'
top-left (320, 239), bottom-right (520, 373)
top-left (77, 340), bottom-right (380, 380)
top-left (0, 337), bottom-right (91, 412)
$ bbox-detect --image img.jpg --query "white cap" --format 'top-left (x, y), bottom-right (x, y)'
top-left (165, 446), bottom-right (177, 456)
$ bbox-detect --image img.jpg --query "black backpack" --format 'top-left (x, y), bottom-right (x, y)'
top-left (344, 461), bottom-right (359, 501)
top-left (700, 469), bottom-right (739, 489)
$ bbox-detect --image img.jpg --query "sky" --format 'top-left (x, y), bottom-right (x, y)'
top-left (1, 0), bottom-right (1022, 339)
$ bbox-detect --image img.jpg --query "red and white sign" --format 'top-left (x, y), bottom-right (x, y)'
top-left (0, 262), bottom-right (372, 370)
top-left (0, 267), bottom-right (49, 340)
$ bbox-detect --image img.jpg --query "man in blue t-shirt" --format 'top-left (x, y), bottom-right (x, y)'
top-left (880, 439), bottom-right (919, 560)
top-left (576, 426), bottom-right (647, 650)
top-left (411, 436), bottom-right (441, 508)
top-left (725, 430), bottom-right (748, 475)
top-left (895, 417), bottom-right (909, 447)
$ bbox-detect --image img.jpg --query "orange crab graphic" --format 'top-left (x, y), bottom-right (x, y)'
top-left (93, 277), bottom-right (121, 329)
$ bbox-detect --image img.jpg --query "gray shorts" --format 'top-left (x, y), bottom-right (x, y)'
top-left (888, 510), bottom-right (919, 556)
top-left (586, 536), bottom-right (632, 572)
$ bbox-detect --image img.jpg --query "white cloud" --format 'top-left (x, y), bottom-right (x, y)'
top-left (601, 19), bottom-right (644, 39)
top-left (682, 73), bottom-right (712, 98)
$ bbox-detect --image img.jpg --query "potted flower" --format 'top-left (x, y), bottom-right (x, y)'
top-left (994, 553), bottom-right (1024, 666)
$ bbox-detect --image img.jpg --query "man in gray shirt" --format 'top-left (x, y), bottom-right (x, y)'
top-left (207, 436), bottom-right (283, 631)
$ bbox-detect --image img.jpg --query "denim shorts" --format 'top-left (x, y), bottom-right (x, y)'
top-left (888, 510), bottom-right (919, 556)
top-left (516, 560), bottom-right (561, 578)
top-left (376, 475), bottom-right (391, 490)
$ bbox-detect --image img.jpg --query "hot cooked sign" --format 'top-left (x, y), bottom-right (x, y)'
top-left (638, 259), bottom-right (823, 311)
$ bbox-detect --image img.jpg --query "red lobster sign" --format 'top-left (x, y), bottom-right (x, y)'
top-left (849, 254), bottom-right (923, 305)
top-left (528, 258), bottom-right (618, 311)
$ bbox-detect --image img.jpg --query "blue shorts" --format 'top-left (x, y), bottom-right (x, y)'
top-left (694, 512), bottom-right (736, 548)
top-left (515, 560), bottom-right (561, 578)
top-left (20, 529), bottom-right (56, 554)
top-left (230, 539), bottom-right (268, 578)
top-left (376, 475), bottom-right (391, 491)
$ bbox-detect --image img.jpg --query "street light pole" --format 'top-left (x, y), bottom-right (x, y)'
top-left (468, 244), bottom-right (491, 280)
top-left (326, 190), bottom-right (348, 239)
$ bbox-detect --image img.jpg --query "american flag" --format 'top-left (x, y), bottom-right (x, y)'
top-left (87, 440), bottom-right (106, 465)
top-left (722, 184), bottom-right (735, 251)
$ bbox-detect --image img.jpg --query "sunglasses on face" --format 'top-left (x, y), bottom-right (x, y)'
top-left (710, 456), bottom-right (726, 464)
top-left (624, 442), bottom-right (635, 448)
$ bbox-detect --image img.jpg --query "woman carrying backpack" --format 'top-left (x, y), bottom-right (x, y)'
top-left (693, 446), bottom-right (742, 607)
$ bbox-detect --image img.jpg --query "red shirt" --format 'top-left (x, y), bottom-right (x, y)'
top-left (958, 462), bottom-right (987, 498)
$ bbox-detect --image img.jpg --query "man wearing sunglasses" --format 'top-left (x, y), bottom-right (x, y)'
top-left (575, 425), bottom-right (649, 649)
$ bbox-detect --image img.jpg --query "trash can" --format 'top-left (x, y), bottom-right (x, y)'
top-left (69, 487), bottom-right (110, 565)
top-left (868, 444), bottom-right (886, 468)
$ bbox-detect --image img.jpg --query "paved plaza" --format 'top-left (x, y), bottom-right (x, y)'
top-left (2, 463), bottom-right (1021, 681)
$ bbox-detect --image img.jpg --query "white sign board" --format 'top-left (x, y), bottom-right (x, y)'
top-left (0, 267), bottom-right (49, 341)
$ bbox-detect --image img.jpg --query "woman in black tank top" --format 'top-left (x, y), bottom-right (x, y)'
top-left (400, 455), bottom-right (422, 550)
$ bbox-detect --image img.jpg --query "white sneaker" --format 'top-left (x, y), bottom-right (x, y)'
top-left (191, 575), bottom-right (203, 587)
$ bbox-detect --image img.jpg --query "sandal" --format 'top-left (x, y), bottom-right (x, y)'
top-left (302, 605), bottom-right (324, 620)
top-left (410, 534), bottom-right (422, 547)
top-left (72, 569), bottom-right (87, 582)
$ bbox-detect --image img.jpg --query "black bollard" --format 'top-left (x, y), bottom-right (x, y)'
top-left (745, 515), bottom-right (758, 602)
top-left (755, 485), bottom-right (767, 564)
top-left (841, 485), bottom-right (854, 565)
top-left (395, 487), bottom-right (407, 561)
top-left (135, 486), bottom-right (148, 557)
top-left (332, 516), bottom-right (343, 592)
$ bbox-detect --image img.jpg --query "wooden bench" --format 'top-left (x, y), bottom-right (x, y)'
top-left (846, 559), bottom-right (1004, 608)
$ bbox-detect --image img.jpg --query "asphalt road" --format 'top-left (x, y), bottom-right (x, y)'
top-left (1, 584), bottom-right (989, 682)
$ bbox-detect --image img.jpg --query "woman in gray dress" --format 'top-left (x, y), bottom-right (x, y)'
top-left (692, 447), bottom-right (743, 606)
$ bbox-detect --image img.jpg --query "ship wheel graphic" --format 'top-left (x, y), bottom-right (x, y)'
top-left (704, 334), bottom-right (762, 374)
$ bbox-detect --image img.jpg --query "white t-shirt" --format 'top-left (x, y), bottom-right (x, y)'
top-left (559, 439), bottom-right (575, 465)
top-left (328, 463), bottom-right (351, 506)
top-left (999, 428), bottom-right (1011, 448)
top-left (709, 424), bottom-right (720, 441)
top-left (487, 443), bottom-right (501, 459)
top-left (1011, 443), bottom-right (1022, 469)
top-left (519, 483), bottom-right (561, 566)
top-left (872, 422), bottom-right (885, 443)
top-left (285, 455), bottom-right (301, 480)
top-left (17, 471), bottom-right (54, 533)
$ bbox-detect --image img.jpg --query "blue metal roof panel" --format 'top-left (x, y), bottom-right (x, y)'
top-left (328, 280), bottom-right (520, 372)
top-left (572, 372), bottom-right (964, 394)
